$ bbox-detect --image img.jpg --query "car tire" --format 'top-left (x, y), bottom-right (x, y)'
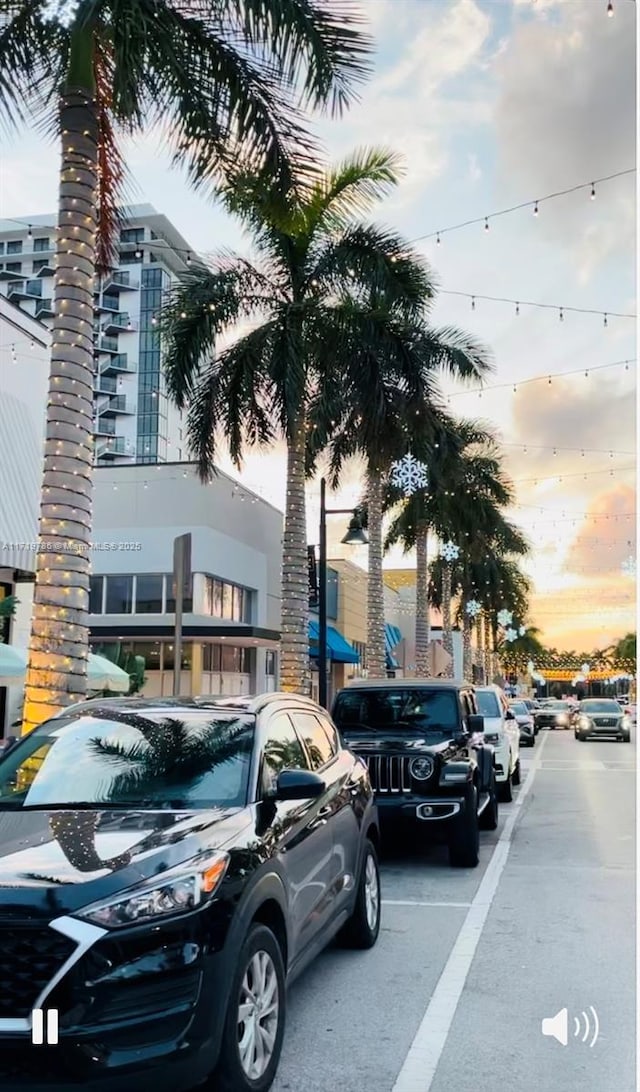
top-left (623, 734), bottom-right (631, 742)
top-left (479, 774), bottom-right (499, 831)
top-left (211, 924), bottom-right (286, 1092)
top-left (512, 759), bottom-right (521, 786)
top-left (576, 732), bottom-right (587, 741)
top-left (497, 774), bottom-right (513, 803)
top-left (338, 839), bottom-right (381, 949)
top-left (449, 786), bottom-right (480, 867)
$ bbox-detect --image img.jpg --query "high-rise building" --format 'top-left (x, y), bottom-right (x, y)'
top-left (0, 204), bottom-right (194, 465)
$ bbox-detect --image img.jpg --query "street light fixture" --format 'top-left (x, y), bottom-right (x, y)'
top-left (318, 478), bottom-right (368, 709)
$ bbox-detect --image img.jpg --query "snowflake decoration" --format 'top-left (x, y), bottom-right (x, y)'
top-left (504, 627), bottom-right (518, 643)
top-left (497, 609), bottom-right (513, 627)
top-left (390, 453), bottom-right (428, 496)
top-left (41, 0), bottom-right (81, 26)
top-left (465, 599), bottom-right (481, 617)
top-left (622, 555), bottom-right (636, 577)
top-left (440, 541), bottom-right (459, 563)
top-left (518, 625), bottom-right (526, 637)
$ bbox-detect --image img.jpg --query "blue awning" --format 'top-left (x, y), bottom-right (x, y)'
top-left (385, 623), bottom-right (402, 670)
top-left (309, 620), bottom-right (360, 664)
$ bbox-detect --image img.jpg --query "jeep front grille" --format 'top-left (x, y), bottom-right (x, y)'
top-left (364, 754), bottom-right (412, 794)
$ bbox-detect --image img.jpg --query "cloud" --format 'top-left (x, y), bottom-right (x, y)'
top-left (494, 0), bottom-right (636, 277)
top-left (564, 484), bottom-right (636, 577)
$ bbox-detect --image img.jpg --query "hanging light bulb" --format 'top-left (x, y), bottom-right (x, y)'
top-left (186, 251), bottom-right (192, 265)
top-left (515, 302), bottom-right (520, 316)
top-left (471, 296), bottom-right (476, 310)
top-left (436, 232), bottom-right (441, 246)
top-left (484, 217), bottom-right (489, 232)
top-left (135, 247), bottom-right (142, 259)
top-left (603, 313), bottom-right (608, 327)
top-left (27, 225), bottom-right (32, 240)
top-left (559, 307), bottom-right (564, 322)
top-left (533, 200), bottom-right (539, 216)
top-left (607, 1), bottom-right (614, 16)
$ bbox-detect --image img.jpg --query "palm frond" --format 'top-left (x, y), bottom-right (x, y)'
top-left (303, 147), bottom-right (402, 232)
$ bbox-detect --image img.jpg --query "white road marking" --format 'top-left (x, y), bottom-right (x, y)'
top-left (392, 730), bottom-right (549, 1092)
top-left (382, 900), bottom-right (472, 908)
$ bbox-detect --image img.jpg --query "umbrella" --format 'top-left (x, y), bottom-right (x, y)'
top-left (0, 646), bottom-right (130, 693)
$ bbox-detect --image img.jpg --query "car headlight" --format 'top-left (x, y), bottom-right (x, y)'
top-left (410, 755), bottom-right (434, 780)
top-left (76, 853), bottom-right (229, 929)
top-left (578, 716), bottom-right (590, 728)
top-left (621, 715), bottom-right (632, 729)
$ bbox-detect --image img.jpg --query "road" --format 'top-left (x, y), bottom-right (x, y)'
top-left (273, 730), bottom-right (636, 1092)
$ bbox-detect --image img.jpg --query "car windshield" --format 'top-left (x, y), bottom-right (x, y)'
top-left (333, 688), bottom-right (460, 734)
top-left (475, 691), bottom-right (501, 717)
top-left (580, 701), bottom-right (622, 713)
top-left (0, 710), bottom-right (254, 810)
top-left (546, 702), bottom-right (570, 710)
top-left (510, 702), bottom-right (528, 715)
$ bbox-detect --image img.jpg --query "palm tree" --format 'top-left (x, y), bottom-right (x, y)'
top-left (0, 596), bottom-right (17, 642)
top-left (163, 151), bottom-right (433, 692)
top-left (308, 314), bottom-right (492, 680)
top-left (387, 418), bottom-right (512, 675)
top-left (0, 1), bottom-right (373, 730)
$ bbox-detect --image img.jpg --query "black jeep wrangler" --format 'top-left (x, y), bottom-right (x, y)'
top-left (332, 679), bottom-right (498, 867)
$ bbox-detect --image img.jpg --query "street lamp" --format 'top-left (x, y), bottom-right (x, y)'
top-left (318, 478), bottom-right (368, 709)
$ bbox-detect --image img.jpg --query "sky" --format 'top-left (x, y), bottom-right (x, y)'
top-left (1, 0), bottom-right (636, 652)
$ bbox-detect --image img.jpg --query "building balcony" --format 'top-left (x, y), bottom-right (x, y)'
top-left (95, 293), bottom-right (121, 314)
top-left (0, 269), bottom-right (23, 282)
top-left (6, 279), bottom-right (43, 301)
top-left (93, 374), bottom-right (118, 395)
top-left (33, 263), bottom-right (55, 277)
top-left (95, 336), bottom-right (120, 355)
top-left (35, 298), bottom-right (54, 318)
top-left (98, 395), bottom-right (136, 417)
top-left (99, 353), bottom-right (135, 376)
top-left (94, 417), bottom-right (117, 436)
top-left (103, 269), bottom-right (139, 292)
top-left (96, 437), bottom-right (134, 459)
top-left (101, 313), bottom-right (137, 335)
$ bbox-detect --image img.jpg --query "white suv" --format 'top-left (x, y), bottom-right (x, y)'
top-left (475, 685), bottom-right (521, 802)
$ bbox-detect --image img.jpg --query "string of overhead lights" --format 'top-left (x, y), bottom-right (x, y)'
top-left (446, 358), bottom-right (635, 398)
top-left (509, 464), bottom-right (636, 485)
top-left (441, 292), bottom-right (634, 325)
top-left (410, 167), bottom-right (635, 245)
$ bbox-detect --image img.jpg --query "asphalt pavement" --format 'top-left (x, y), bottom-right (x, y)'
top-left (273, 730), bottom-right (636, 1092)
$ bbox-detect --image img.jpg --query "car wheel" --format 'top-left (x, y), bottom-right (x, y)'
top-left (497, 774), bottom-right (513, 803)
top-left (338, 839), bottom-right (381, 949)
top-left (623, 734), bottom-right (631, 742)
top-left (212, 924), bottom-right (286, 1092)
top-left (479, 774), bottom-right (499, 831)
top-left (449, 786), bottom-right (480, 867)
top-left (576, 733), bottom-right (587, 741)
top-left (512, 759), bottom-right (521, 786)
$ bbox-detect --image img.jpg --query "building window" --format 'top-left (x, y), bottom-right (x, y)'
top-left (33, 237), bottom-right (50, 252)
top-left (265, 650), bottom-right (277, 676)
top-left (203, 644), bottom-right (222, 672)
top-left (120, 227), bottom-right (144, 244)
top-left (162, 642), bottom-right (191, 671)
top-left (5, 262), bottom-right (21, 273)
top-left (89, 575), bottom-right (104, 613)
top-left (221, 646), bottom-right (251, 673)
top-left (104, 574), bottom-right (133, 614)
top-left (6, 241), bottom-right (21, 254)
top-left (165, 575), bottom-right (192, 614)
top-left (0, 243), bottom-right (4, 255)
top-left (135, 574), bottom-right (163, 613)
top-left (222, 582), bottom-right (233, 619)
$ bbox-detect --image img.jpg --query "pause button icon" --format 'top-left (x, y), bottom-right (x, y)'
top-left (31, 1009), bottom-right (58, 1045)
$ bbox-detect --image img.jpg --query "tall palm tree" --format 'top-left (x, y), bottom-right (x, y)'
top-left (0, 1), bottom-right (373, 730)
top-left (163, 151), bottom-right (432, 693)
top-left (308, 309), bottom-right (492, 679)
top-left (386, 418), bottom-right (511, 675)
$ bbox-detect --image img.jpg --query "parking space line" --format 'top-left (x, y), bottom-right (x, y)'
top-left (391, 730), bottom-right (549, 1092)
top-left (382, 900), bottom-right (472, 908)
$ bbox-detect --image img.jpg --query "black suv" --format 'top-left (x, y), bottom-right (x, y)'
top-left (0, 694), bottom-right (380, 1092)
top-left (332, 680), bottom-right (498, 867)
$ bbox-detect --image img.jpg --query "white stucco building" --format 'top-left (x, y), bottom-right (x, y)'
top-left (0, 296), bottom-right (49, 729)
top-left (88, 463), bottom-right (283, 697)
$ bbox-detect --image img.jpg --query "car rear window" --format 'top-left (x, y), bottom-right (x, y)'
top-left (475, 691), bottom-right (501, 717)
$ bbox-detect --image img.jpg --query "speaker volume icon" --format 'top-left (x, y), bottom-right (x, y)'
top-left (541, 1006), bottom-right (600, 1048)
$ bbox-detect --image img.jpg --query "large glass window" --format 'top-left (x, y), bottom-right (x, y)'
top-left (104, 574), bottom-right (133, 614)
top-left (162, 642), bottom-right (191, 671)
top-left (165, 576), bottom-right (192, 614)
top-left (89, 575), bottom-right (104, 613)
top-left (6, 241), bottom-right (21, 254)
top-left (120, 227), bottom-right (144, 243)
top-left (291, 712), bottom-right (334, 770)
top-left (203, 644), bottom-right (222, 672)
top-left (0, 711), bottom-right (255, 809)
top-left (33, 237), bottom-right (50, 252)
top-left (265, 650), bottom-right (277, 676)
top-left (135, 574), bottom-right (163, 613)
top-left (222, 583), bottom-right (233, 619)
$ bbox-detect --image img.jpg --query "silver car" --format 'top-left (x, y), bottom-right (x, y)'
top-left (509, 700), bottom-right (536, 747)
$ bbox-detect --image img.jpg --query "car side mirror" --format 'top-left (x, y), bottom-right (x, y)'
top-left (467, 714), bottom-right (484, 734)
top-left (505, 710), bottom-right (515, 721)
top-left (275, 769), bottom-right (325, 801)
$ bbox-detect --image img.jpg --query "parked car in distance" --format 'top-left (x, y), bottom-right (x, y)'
top-left (509, 700), bottom-right (536, 747)
top-left (575, 698), bottom-right (632, 742)
top-left (474, 685), bottom-right (520, 802)
top-left (534, 699), bottom-right (572, 731)
top-left (332, 679), bottom-right (499, 869)
top-left (0, 694), bottom-right (380, 1092)
top-left (623, 703), bottom-right (636, 726)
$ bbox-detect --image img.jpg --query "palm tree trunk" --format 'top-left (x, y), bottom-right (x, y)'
top-left (280, 414), bottom-right (310, 694)
top-left (23, 84), bottom-right (99, 733)
top-left (414, 521), bottom-right (430, 675)
top-left (462, 613), bottom-right (472, 679)
top-left (441, 563), bottom-right (453, 676)
top-left (482, 611), bottom-right (491, 683)
top-left (366, 463), bottom-right (386, 678)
